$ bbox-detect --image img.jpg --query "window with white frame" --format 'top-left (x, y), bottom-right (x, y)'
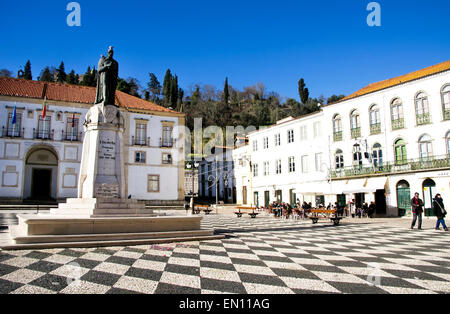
top-left (275, 159), bottom-right (282, 174)
top-left (252, 163), bottom-right (259, 177)
top-left (369, 105), bottom-right (381, 134)
top-left (288, 157), bottom-right (296, 173)
top-left (446, 132), bottom-right (450, 155)
top-left (252, 140), bottom-right (258, 152)
top-left (313, 122), bottom-right (322, 138)
top-left (287, 130), bottom-right (295, 144)
top-left (335, 150), bottom-right (344, 169)
top-left (147, 175), bottom-right (160, 193)
top-left (162, 153), bottom-right (173, 164)
top-left (442, 85), bottom-right (450, 120)
top-left (419, 134), bottom-right (433, 160)
top-left (263, 161), bottom-right (270, 176)
top-left (353, 144), bottom-right (363, 167)
top-left (135, 152), bottom-right (146, 163)
top-left (415, 92), bottom-right (431, 125)
top-left (315, 153), bottom-right (323, 172)
top-left (274, 133), bottom-right (281, 146)
top-left (263, 137), bottom-right (269, 149)
top-left (391, 98), bottom-right (404, 129)
top-left (372, 143), bottom-right (383, 167)
top-left (6, 111), bottom-right (22, 137)
top-left (301, 155), bottom-right (309, 173)
top-left (299, 126), bottom-right (308, 141)
top-left (135, 122), bottom-right (147, 146)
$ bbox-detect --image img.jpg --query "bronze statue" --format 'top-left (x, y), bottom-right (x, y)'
top-left (95, 46), bottom-right (119, 106)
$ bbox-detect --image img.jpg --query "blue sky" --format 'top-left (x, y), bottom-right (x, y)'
top-left (0, 0), bottom-right (449, 101)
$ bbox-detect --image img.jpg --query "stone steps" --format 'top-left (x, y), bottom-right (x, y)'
top-left (1, 234), bottom-right (225, 250)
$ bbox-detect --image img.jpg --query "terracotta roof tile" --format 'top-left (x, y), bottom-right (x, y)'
top-left (0, 77), bottom-right (180, 115)
top-left (334, 60), bottom-right (450, 104)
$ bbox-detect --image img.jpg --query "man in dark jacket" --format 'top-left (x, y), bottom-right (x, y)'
top-left (411, 193), bottom-right (424, 230)
top-left (433, 194), bottom-right (448, 231)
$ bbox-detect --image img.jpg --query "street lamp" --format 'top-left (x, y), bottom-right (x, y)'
top-left (186, 161), bottom-right (200, 214)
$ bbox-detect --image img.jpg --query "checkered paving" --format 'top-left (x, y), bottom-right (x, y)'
top-left (0, 216), bottom-right (449, 294)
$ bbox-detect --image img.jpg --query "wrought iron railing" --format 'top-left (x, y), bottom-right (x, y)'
top-left (392, 118), bottom-right (405, 130)
top-left (160, 138), bottom-right (174, 148)
top-left (62, 131), bottom-right (83, 142)
top-left (331, 154), bottom-right (450, 179)
top-left (333, 131), bottom-right (343, 142)
top-left (1, 126), bottom-right (24, 138)
top-left (132, 136), bottom-right (150, 146)
top-left (351, 127), bottom-right (361, 139)
top-left (33, 129), bottom-right (54, 140)
top-left (443, 109), bottom-right (450, 121)
top-left (416, 113), bottom-right (431, 125)
top-left (370, 123), bottom-right (381, 135)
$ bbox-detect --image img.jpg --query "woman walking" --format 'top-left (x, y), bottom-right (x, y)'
top-left (433, 194), bottom-right (448, 231)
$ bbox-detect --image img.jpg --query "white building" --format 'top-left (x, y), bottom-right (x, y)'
top-left (234, 60), bottom-right (450, 217)
top-left (0, 77), bottom-right (185, 204)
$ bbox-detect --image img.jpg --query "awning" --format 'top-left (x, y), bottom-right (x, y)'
top-left (294, 182), bottom-right (333, 195)
top-left (339, 177), bottom-right (388, 194)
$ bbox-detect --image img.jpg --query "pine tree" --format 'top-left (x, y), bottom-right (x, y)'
top-left (148, 73), bottom-right (161, 102)
top-left (170, 75), bottom-right (178, 108)
top-left (67, 70), bottom-right (79, 85)
top-left (298, 78), bottom-right (310, 104)
top-left (224, 77), bottom-right (230, 105)
top-left (24, 60), bottom-right (32, 80)
top-left (40, 67), bottom-right (53, 82)
top-left (57, 61), bottom-right (67, 83)
top-left (163, 69), bottom-right (173, 107)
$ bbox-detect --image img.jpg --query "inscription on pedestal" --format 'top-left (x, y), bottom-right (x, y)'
top-left (98, 135), bottom-right (117, 176)
top-left (95, 184), bottom-right (120, 199)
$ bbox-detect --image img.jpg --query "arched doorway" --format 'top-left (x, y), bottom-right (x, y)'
top-left (396, 180), bottom-right (410, 217)
top-left (24, 147), bottom-right (58, 201)
top-left (423, 179), bottom-right (437, 217)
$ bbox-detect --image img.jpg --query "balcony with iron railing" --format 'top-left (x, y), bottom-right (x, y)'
top-left (416, 113), bottom-right (431, 126)
top-left (62, 131), bottom-right (83, 142)
top-left (132, 136), bottom-right (150, 146)
top-left (160, 138), bottom-right (175, 148)
top-left (392, 118), bottom-right (405, 130)
top-left (1, 126), bottom-right (24, 139)
top-left (333, 131), bottom-right (343, 142)
top-left (33, 129), bottom-right (55, 141)
top-left (331, 154), bottom-right (450, 179)
top-left (444, 108), bottom-right (450, 121)
top-left (370, 123), bottom-right (381, 135)
top-left (351, 127), bottom-right (361, 139)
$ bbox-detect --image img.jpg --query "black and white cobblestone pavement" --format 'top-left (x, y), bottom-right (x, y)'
top-left (0, 215), bottom-right (449, 294)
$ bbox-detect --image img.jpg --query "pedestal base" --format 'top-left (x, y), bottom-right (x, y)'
top-left (0, 198), bottom-right (224, 250)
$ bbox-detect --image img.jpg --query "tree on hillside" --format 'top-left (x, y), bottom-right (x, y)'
top-left (148, 73), bottom-right (162, 102)
top-left (327, 94), bottom-right (346, 104)
top-left (39, 67), bottom-right (53, 82)
top-left (298, 78), bottom-right (309, 104)
top-left (24, 61), bottom-right (32, 80)
top-left (57, 61), bottom-right (67, 83)
top-left (0, 69), bottom-right (12, 78)
top-left (223, 77), bottom-right (230, 105)
top-left (163, 69), bottom-right (173, 107)
top-left (80, 66), bottom-right (97, 87)
top-left (67, 70), bottom-right (79, 85)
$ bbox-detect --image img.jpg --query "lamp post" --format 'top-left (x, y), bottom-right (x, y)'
top-left (186, 160), bottom-right (200, 215)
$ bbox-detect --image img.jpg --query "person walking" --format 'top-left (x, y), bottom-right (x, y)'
top-left (411, 193), bottom-right (424, 230)
top-left (433, 194), bottom-right (448, 231)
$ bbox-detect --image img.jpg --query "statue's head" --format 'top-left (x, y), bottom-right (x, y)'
top-left (108, 46), bottom-right (114, 57)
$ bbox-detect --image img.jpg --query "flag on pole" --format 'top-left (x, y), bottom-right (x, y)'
top-left (12, 103), bottom-right (17, 125)
top-left (72, 113), bottom-right (76, 128)
top-left (42, 97), bottom-right (47, 118)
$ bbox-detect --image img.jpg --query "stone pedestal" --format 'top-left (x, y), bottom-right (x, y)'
top-left (77, 104), bottom-right (126, 200)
